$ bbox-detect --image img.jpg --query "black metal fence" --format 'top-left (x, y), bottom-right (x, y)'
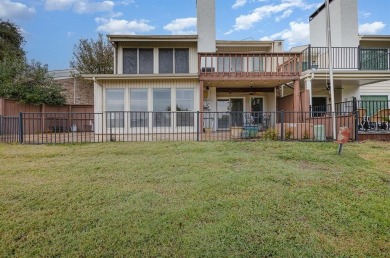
top-left (0, 111), bottom-right (360, 144)
top-left (0, 116), bottom-right (19, 143)
top-left (301, 46), bottom-right (390, 71)
top-left (311, 99), bottom-right (390, 131)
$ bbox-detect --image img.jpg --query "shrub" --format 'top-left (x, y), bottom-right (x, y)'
top-left (285, 127), bottom-right (294, 140)
top-left (263, 128), bottom-right (278, 141)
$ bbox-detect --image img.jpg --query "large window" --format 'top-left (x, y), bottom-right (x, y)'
top-left (130, 89), bottom-right (148, 127)
top-left (106, 89), bottom-right (124, 127)
top-left (159, 48), bottom-right (189, 74)
top-left (153, 89), bottom-right (171, 127)
top-left (176, 89), bottom-right (194, 126)
top-left (123, 48), bottom-right (154, 74)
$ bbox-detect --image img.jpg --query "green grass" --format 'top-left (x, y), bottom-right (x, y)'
top-left (0, 141), bottom-right (389, 257)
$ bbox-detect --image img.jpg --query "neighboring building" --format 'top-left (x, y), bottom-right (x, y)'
top-left (83, 0), bottom-right (390, 135)
top-left (301, 0), bottom-right (390, 112)
top-left (50, 69), bottom-right (94, 105)
top-left (359, 35), bottom-right (390, 103)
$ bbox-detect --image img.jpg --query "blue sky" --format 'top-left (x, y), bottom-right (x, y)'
top-left (1, 0), bottom-right (389, 70)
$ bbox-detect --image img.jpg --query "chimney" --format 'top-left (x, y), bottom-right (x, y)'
top-left (197, 0), bottom-right (216, 52)
top-left (309, 0), bottom-right (359, 47)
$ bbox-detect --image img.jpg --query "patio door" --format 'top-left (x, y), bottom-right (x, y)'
top-left (217, 99), bottom-right (244, 129)
top-left (251, 97), bottom-right (263, 124)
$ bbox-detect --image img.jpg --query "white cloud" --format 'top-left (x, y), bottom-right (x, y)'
top-left (232, 0), bottom-right (247, 9)
top-left (118, 0), bottom-right (135, 5)
top-left (260, 21), bottom-right (309, 48)
top-left (226, 0), bottom-right (317, 34)
top-left (163, 17), bottom-right (197, 35)
top-left (359, 11), bottom-right (371, 19)
top-left (95, 17), bottom-right (155, 34)
top-left (0, 0), bottom-right (35, 19)
top-left (275, 9), bottom-right (293, 22)
top-left (359, 22), bottom-right (385, 35)
top-left (44, 0), bottom-right (114, 14)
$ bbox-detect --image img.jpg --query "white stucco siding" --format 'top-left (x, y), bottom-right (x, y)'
top-left (310, 0), bottom-right (359, 47)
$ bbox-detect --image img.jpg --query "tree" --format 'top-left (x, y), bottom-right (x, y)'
top-left (0, 19), bottom-right (66, 105)
top-left (70, 34), bottom-right (114, 74)
top-left (0, 19), bottom-right (25, 60)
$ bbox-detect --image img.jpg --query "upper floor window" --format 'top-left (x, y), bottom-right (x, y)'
top-left (159, 48), bottom-right (189, 74)
top-left (123, 48), bottom-right (154, 74)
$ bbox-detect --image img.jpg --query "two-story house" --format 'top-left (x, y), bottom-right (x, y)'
top-left (84, 0), bottom-right (302, 136)
top-left (84, 0), bottom-right (390, 140)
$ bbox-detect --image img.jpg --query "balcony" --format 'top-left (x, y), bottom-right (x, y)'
top-left (198, 52), bottom-right (302, 81)
top-left (302, 46), bottom-right (390, 71)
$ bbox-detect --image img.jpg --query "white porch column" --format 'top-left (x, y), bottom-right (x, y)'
top-left (305, 78), bottom-right (313, 108)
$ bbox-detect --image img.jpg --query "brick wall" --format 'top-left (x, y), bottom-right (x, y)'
top-left (57, 78), bottom-right (94, 105)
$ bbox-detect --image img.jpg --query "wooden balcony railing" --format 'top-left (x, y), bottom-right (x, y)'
top-left (198, 52), bottom-right (302, 79)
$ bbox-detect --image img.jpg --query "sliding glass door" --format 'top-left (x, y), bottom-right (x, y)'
top-left (217, 99), bottom-right (244, 129)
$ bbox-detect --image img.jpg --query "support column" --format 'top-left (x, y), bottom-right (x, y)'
top-left (293, 80), bottom-right (301, 122)
top-left (304, 78), bottom-right (312, 109)
top-left (199, 81), bottom-right (204, 132)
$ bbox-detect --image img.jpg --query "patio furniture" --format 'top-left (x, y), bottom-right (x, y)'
top-left (356, 108), bottom-right (369, 130)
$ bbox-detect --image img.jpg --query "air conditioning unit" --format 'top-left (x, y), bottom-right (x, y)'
top-left (201, 67), bottom-right (215, 72)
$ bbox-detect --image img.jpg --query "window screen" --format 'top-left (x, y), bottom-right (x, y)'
top-left (139, 48), bottom-right (154, 74)
top-left (175, 49), bottom-right (189, 73)
top-left (123, 48), bottom-right (137, 74)
top-left (159, 49), bottom-right (173, 73)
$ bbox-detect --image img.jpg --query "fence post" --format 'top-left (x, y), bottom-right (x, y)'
top-left (280, 111), bottom-right (284, 141)
top-left (355, 110), bottom-right (359, 142)
top-left (196, 111), bottom-right (200, 142)
top-left (352, 97), bottom-right (357, 112)
top-left (308, 44), bottom-right (312, 69)
top-left (19, 112), bottom-right (23, 144)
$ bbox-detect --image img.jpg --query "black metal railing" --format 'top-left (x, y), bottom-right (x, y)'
top-left (302, 46), bottom-right (390, 71)
top-left (0, 115), bottom-right (19, 143)
top-left (0, 111), bottom-right (360, 144)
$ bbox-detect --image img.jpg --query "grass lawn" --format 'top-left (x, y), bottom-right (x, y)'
top-left (0, 141), bottom-right (389, 257)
